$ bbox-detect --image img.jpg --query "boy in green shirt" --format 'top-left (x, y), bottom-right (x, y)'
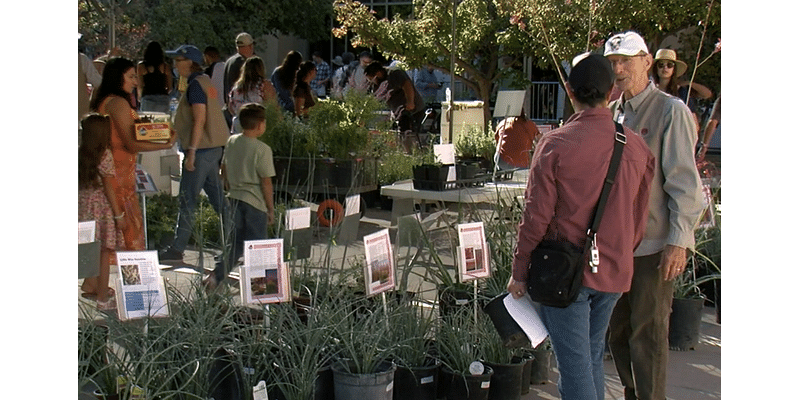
top-left (204, 103), bottom-right (276, 290)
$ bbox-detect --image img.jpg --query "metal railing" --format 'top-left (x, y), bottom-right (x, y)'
top-left (529, 81), bottom-right (565, 124)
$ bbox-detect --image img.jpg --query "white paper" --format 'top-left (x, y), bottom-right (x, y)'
top-left (457, 222), bottom-right (491, 282)
top-left (503, 293), bottom-right (549, 348)
top-left (241, 239), bottom-right (290, 304)
top-left (344, 194), bottom-right (361, 217)
top-left (434, 144), bottom-right (456, 165)
top-left (363, 228), bottom-right (396, 296)
top-left (285, 207), bottom-right (311, 230)
top-left (117, 251), bottom-right (169, 320)
top-left (78, 221), bottom-right (97, 244)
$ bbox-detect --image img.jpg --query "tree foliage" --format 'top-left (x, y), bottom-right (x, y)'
top-left (334, 0), bottom-right (532, 124)
top-left (334, 0), bottom-right (721, 123)
top-left (79, 0), bottom-right (334, 59)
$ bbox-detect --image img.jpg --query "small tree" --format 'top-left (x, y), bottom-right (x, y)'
top-left (333, 0), bottom-right (531, 125)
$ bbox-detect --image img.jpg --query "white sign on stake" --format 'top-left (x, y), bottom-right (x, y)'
top-left (117, 250), bottom-right (170, 320)
top-left (344, 194), bottom-right (361, 217)
top-left (241, 239), bottom-right (290, 305)
top-left (456, 222), bottom-right (491, 282)
top-left (363, 228), bottom-right (396, 296)
top-left (285, 207), bottom-right (311, 230)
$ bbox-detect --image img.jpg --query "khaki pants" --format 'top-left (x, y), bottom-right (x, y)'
top-left (608, 252), bottom-right (673, 400)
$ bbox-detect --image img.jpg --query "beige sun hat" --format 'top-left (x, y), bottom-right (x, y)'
top-left (654, 49), bottom-right (688, 78)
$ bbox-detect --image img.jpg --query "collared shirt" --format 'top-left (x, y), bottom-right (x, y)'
top-left (310, 60), bottom-right (331, 94)
top-left (610, 81), bottom-right (705, 256)
top-left (512, 107), bottom-right (655, 293)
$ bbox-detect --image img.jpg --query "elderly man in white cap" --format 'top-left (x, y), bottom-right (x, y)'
top-left (222, 32), bottom-right (259, 126)
top-left (604, 31), bottom-right (705, 400)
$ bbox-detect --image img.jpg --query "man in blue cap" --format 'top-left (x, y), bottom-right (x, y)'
top-left (159, 45), bottom-right (230, 268)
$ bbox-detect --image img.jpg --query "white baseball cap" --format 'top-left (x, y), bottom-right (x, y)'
top-left (604, 31), bottom-right (649, 57)
top-left (236, 32), bottom-right (254, 47)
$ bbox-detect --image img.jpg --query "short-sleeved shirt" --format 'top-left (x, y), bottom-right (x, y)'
top-left (186, 72), bottom-right (208, 105)
top-left (385, 68), bottom-right (424, 114)
top-left (222, 134), bottom-right (275, 212)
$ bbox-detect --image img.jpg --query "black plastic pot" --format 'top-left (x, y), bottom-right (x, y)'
top-left (438, 285), bottom-right (475, 318)
top-left (529, 349), bottom-right (552, 385)
top-left (315, 363), bottom-right (335, 400)
top-left (519, 353), bottom-right (534, 395)
top-left (439, 365), bottom-right (493, 400)
top-left (486, 358), bottom-right (526, 400)
top-left (208, 347), bottom-right (246, 400)
top-left (331, 359), bottom-right (396, 400)
top-left (456, 162), bottom-right (480, 180)
top-left (482, 293), bottom-right (529, 348)
top-left (669, 297), bottom-right (705, 351)
top-left (393, 361), bottom-right (439, 400)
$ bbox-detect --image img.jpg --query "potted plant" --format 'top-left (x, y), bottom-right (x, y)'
top-left (264, 300), bottom-right (340, 400)
top-left (435, 306), bottom-right (494, 400)
top-left (386, 302), bottom-right (440, 400)
top-left (328, 293), bottom-right (396, 399)
top-left (476, 311), bottom-right (527, 400)
top-left (455, 124), bottom-right (496, 173)
top-left (670, 222), bottom-right (721, 351)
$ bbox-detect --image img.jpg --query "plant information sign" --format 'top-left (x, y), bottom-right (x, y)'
top-left (241, 239), bottom-right (290, 304)
top-left (116, 250), bottom-right (169, 320)
top-left (363, 228), bottom-right (396, 296)
top-left (457, 222), bottom-right (491, 282)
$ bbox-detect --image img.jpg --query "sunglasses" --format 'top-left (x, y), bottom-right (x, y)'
top-left (657, 62), bottom-right (675, 69)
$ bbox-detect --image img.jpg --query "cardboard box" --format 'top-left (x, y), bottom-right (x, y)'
top-left (135, 114), bottom-right (171, 141)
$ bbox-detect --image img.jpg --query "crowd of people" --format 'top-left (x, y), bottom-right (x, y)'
top-left (79, 27), bottom-right (718, 400)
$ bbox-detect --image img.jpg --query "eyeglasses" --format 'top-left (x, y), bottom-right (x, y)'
top-left (657, 62), bottom-right (675, 69)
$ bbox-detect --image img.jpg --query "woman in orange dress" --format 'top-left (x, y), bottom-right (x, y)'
top-left (90, 57), bottom-right (176, 253)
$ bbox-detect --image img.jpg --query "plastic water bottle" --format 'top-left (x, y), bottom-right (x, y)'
top-left (169, 97), bottom-right (179, 120)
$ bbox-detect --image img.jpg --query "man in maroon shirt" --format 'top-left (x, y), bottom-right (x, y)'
top-left (507, 54), bottom-right (655, 400)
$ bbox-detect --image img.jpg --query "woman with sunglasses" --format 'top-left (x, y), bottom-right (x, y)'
top-left (651, 49), bottom-right (712, 132)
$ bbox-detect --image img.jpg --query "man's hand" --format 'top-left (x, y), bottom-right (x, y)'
top-left (660, 244), bottom-right (688, 281)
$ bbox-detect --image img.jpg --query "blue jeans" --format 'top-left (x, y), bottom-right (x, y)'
top-left (139, 94), bottom-right (171, 114)
top-left (540, 286), bottom-right (622, 400)
top-left (213, 199), bottom-right (268, 282)
top-left (172, 147), bottom-right (229, 252)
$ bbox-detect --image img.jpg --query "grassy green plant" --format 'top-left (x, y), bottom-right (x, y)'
top-left (329, 296), bottom-right (396, 374)
top-left (386, 302), bottom-right (438, 368)
top-left (455, 123), bottom-right (495, 161)
top-left (264, 301), bottom-right (339, 400)
top-left (307, 91), bottom-right (386, 159)
top-left (378, 149), bottom-right (416, 186)
top-left (435, 306), bottom-right (481, 375)
top-left (675, 212), bottom-right (721, 299)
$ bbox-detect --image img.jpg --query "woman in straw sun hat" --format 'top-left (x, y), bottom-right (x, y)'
top-left (651, 48), bottom-right (712, 131)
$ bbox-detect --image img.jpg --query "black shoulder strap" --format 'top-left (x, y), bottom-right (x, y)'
top-left (585, 122), bottom-right (627, 248)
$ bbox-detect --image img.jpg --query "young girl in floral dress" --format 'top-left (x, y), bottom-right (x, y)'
top-left (79, 114), bottom-right (128, 310)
